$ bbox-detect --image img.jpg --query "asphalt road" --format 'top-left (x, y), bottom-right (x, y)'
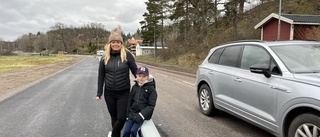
top-left (0, 56), bottom-right (275, 137)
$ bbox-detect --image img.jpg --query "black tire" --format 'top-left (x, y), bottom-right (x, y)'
top-left (288, 113), bottom-right (320, 137)
top-left (198, 84), bottom-right (218, 116)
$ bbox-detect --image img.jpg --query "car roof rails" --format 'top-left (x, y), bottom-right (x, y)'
top-left (219, 39), bottom-right (263, 45)
top-left (263, 39), bottom-right (320, 42)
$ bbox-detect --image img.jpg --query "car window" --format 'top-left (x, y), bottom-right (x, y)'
top-left (208, 47), bottom-right (225, 64)
top-left (219, 46), bottom-right (242, 67)
top-left (271, 44), bottom-right (320, 73)
top-left (240, 45), bottom-right (270, 70)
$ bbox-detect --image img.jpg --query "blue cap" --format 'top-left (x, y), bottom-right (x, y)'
top-left (137, 67), bottom-right (149, 76)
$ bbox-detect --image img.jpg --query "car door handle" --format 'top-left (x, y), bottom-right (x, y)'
top-left (234, 78), bottom-right (241, 82)
top-left (270, 85), bottom-right (277, 89)
top-left (270, 85), bottom-right (290, 92)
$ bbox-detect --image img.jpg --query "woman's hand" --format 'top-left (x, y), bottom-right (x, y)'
top-left (96, 96), bottom-right (101, 100)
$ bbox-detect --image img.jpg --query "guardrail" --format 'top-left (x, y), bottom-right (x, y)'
top-left (140, 119), bottom-right (161, 137)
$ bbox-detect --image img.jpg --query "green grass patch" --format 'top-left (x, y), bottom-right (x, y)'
top-left (0, 56), bottom-right (73, 72)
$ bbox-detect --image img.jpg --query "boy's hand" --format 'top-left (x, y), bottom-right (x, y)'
top-left (134, 114), bottom-right (144, 123)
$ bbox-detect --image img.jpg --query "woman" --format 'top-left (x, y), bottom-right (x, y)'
top-left (96, 27), bottom-right (137, 137)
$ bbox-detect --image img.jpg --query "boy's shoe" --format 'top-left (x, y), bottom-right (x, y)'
top-left (107, 131), bottom-right (112, 137)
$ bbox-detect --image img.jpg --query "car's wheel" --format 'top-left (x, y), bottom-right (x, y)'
top-left (198, 84), bottom-right (218, 116)
top-left (288, 113), bottom-right (320, 137)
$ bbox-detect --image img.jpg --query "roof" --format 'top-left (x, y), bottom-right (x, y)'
top-left (254, 13), bottom-right (320, 29)
top-left (282, 14), bottom-right (320, 24)
top-left (128, 39), bottom-right (143, 44)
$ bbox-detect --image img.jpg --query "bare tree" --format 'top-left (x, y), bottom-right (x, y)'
top-left (33, 33), bottom-right (49, 52)
top-left (87, 22), bottom-right (105, 37)
top-left (87, 22), bottom-right (105, 50)
top-left (50, 22), bottom-right (69, 52)
top-left (238, 0), bottom-right (245, 20)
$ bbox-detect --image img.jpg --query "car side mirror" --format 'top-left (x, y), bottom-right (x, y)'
top-left (250, 63), bottom-right (271, 78)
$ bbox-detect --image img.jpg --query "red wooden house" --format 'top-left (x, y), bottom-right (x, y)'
top-left (254, 13), bottom-right (320, 40)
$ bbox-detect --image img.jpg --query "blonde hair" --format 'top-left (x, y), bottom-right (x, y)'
top-left (104, 43), bottom-right (127, 64)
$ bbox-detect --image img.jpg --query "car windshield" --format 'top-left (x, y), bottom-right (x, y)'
top-left (271, 44), bottom-right (320, 73)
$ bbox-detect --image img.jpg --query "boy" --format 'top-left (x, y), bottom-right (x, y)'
top-left (122, 66), bottom-right (157, 137)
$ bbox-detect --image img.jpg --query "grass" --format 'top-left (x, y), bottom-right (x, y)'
top-left (0, 56), bottom-right (73, 72)
top-left (135, 55), bottom-right (199, 73)
top-left (135, 54), bottom-right (201, 70)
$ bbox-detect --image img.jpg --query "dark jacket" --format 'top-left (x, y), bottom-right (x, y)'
top-left (96, 50), bottom-right (137, 97)
top-left (127, 76), bottom-right (157, 123)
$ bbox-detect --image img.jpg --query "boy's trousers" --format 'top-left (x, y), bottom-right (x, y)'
top-left (122, 118), bottom-right (144, 137)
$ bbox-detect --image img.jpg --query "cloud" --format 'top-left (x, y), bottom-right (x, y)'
top-left (0, 0), bottom-right (147, 41)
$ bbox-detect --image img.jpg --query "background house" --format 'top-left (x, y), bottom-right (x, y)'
top-left (254, 13), bottom-right (320, 40)
top-left (128, 38), bottom-right (142, 56)
top-left (128, 38), bottom-right (167, 56)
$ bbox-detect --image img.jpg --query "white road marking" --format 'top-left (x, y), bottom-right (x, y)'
top-left (156, 72), bottom-right (194, 87)
top-left (181, 81), bottom-right (195, 86)
top-left (156, 73), bottom-right (168, 77)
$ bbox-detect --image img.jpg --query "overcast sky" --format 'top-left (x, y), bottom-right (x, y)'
top-left (0, 0), bottom-right (148, 41)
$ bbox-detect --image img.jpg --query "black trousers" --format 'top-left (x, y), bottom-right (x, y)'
top-left (104, 91), bottom-right (129, 137)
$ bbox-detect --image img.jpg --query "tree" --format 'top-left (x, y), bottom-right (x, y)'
top-left (224, 0), bottom-right (238, 39)
top-left (140, 0), bottom-right (160, 46)
top-left (168, 0), bottom-right (190, 44)
top-left (238, 0), bottom-right (246, 20)
top-left (87, 22), bottom-right (105, 51)
top-left (49, 22), bottom-right (69, 52)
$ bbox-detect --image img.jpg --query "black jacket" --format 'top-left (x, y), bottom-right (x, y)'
top-left (96, 50), bottom-right (137, 97)
top-left (127, 76), bottom-right (157, 123)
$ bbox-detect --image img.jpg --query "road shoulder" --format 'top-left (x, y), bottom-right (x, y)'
top-left (0, 56), bottom-right (84, 102)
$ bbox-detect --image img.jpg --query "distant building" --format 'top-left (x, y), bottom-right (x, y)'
top-left (254, 13), bottom-right (320, 40)
top-left (128, 38), bottom-right (167, 56)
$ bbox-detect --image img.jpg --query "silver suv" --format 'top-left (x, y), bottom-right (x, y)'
top-left (196, 40), bottom-right (320, 137)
